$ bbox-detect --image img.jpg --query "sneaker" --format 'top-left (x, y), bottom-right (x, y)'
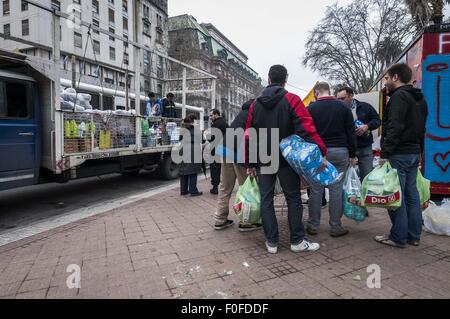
top-left (210, 187), bottom-right (218, 195)
top-left (330, 227), bottom-right (349, 238)
top-left (265, 242), bottom-right (278, 254)
top-left (291, 239), bottom-right (320, 252)
top-left (238, 223), bottom-right (263, 232)
top-left (190, 192), bottom-right (203, 197)
top-left (214, 220), bottom-right (234, 231)
top-left (306, 226), bottom-right (319, 236)
top-left (407, 240), bottom-right (420, 247)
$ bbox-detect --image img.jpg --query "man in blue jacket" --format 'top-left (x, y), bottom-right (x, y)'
top-left (336, 87), bottom-right (381, 181)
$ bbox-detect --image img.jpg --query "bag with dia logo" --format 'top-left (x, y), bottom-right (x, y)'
top-left (361, 162), bottom-right (402, 210)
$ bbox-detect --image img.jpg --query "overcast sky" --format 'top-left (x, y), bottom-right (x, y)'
top-left (168, 0), bottom-right (353, 98)
top-left (169, 1), bottom-right (450, 99)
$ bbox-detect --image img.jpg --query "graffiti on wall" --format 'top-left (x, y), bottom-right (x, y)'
top-left (423, 55), bottom-right (450, 183)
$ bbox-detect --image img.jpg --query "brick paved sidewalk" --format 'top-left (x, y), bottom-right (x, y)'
top-left (1, 180), bottom-right (449, 299)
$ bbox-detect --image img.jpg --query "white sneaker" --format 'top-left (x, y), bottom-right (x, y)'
top-left (265, 242), bottom-right (278, 254)
top-left (291, 239), bottom-right (320, 253)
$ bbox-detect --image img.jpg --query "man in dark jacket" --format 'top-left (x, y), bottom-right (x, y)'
top-left (246, 65), bottom-right (327, 254)
top-left (336, 87), bottom-right (381, 181)
top-left (209, 109), bottom-right (229, 194)
top-left (162, 93), bottom-right (177, 118)
top-left (376, 63), bottom-right (428, 248)
top-left (307, 82), bottom-right (358, 238)
top-left (214, 99), bottom-right (263, 232)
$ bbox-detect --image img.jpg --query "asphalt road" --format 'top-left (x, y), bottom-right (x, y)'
top-left (0, 171), bottom-right (179, 233)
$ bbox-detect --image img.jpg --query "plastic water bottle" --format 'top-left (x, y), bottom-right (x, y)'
top-left (78, 122), bottom-right (86, 138)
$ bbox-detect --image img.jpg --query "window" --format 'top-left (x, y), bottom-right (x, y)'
top-left (122, 0), bottom-right (127, 13)
top-left (143, 22), bottom-right (150, 36)
top-left (109, 8), bottom-right (115, 24)
top-left (3, 23), bottom-right (10, 36)
top-left (74, 32), bottom-right (82, 48)
top-left (143, 4), bottom-right (149, 18)
top-left (92, 0), bottom-right (99, 14)
top-left (93, 40), bottom-right (100, 54)
top-left (22, 19), bottom-right (29, 36)
top-left (2, 0), bottom-right (10, 16)
top-left (108, 0), bottom-right (114, 5)
top-left (123, 34), bottom-right (128, 48)
top-left (92, 19), bottom-right (99, 34)
top-left (0, 81), bottom-right (29, 119)
top-left (123, 52), bottom-right (129, 65)
top-left (103, 96), bottom-right (114, 111)
top-left (123, 17), bottom-right (128, 31)
top-left (109, 46), bottom-right (116, 61)
top-left (89, 63), bottom-right (99, 77)
top-left (51, 0), bottom-right (61, 12)
top-left (73, 0), bottom-right (81, 4)
top-left (156, 30), bottom-right (163, 43)
top-left (21, 0), bottom-right (28, 11)
top-left (157, 14), bottom-right (162, 28)
top-left (109, 27), bottom-right (115, 41)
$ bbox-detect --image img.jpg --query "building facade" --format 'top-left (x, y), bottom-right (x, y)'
top-left (168, 14), bottom-right (262, 123)
top-left (0, 0), bottom-right (169, 111)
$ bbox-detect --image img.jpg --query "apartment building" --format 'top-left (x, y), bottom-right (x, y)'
top-left (0, 0), bottom-right (169, 110)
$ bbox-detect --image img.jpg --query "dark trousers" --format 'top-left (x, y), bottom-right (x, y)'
top-left (180, 174), bottom-right (199, 195)
top-left (258, 165), bottom-right (305, 246)
top-left (210, 162), bottom-right (222, 188)
top-left (388, 154), bottom-right (422, 245)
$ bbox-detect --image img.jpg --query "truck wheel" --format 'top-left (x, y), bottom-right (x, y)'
top-left (159, 156), bottom-right (179, 180)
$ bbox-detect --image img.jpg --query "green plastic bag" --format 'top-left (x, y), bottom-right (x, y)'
top-left (233, 177), bottom-right (261, 225)
top-left (361, 162), bottom-right (402, 210)
top-left (142, 119), bottom-right (150, 137)
top-left (417, 170), bottom-right (431, 208)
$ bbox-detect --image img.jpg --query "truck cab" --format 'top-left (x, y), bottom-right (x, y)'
top-left (0, 70), bottom-right (40, 191)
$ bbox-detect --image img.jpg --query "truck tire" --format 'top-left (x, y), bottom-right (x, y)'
top-left (159, 155), bottom-right (179, 180)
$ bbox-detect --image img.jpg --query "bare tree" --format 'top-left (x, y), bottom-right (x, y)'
top-left (405, 0), bottom-right (450, 30)
top-left (303, 0), bottom-right (415, 93)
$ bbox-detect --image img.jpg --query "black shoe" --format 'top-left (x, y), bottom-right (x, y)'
top-left (181, 192), bottom-right (189, 196)
top-left (407, 240), bottom-right (420, 246)
top-left (190, 192), bottom-right (203, 197)
top-left (330, 227), bottom-right (349, 238)
top-left (306, 226), bottom-right (319, 236)
top-left (238, 223), bottom-right (263, 232)
top-left (210, 187), bottom-right (219, 195)
top-left (214, 220), bottom-right (234, 230)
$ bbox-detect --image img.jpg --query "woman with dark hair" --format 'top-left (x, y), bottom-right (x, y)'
top-left (179, 114), bottom-right (203, 197)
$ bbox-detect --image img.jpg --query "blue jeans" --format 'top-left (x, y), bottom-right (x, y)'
top-left (180, 174), bottom-right (199, 195)
top-left (258, 166), bottom-right (305, 246)
top-left (388, 154), bottom-right (423, 245)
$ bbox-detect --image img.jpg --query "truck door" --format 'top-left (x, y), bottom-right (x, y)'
top-left (0, 78), bottom-right (36, 191)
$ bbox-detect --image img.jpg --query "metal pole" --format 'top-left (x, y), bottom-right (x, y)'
top-left (134, 0), bottom-right (142, 151)
top-left (211, 79), bottom-right (216, 110)
top-left (71, 55), bottom-right (77, 88)
top-left (182, 67), bottom-right (187, 119)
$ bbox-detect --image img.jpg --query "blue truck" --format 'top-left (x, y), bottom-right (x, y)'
top-left (0, 49), bottom-right (205, 192)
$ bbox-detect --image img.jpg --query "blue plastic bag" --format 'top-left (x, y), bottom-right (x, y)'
top-left (280, 135), bottom-right (341, 186)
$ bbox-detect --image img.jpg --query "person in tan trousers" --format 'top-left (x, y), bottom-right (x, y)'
top-left (214, 100), bottom-right (263, 232)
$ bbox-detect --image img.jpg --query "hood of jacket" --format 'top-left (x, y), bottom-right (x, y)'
top-left (256, 84), bottom-right (288, 110)
top-left (388, 85), bottom-right (424, 101)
